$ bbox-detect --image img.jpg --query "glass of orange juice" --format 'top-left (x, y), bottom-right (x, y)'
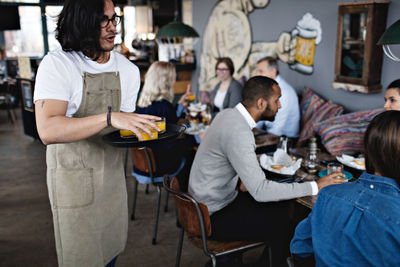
top-left (187, 93), bottom-right (196, 102)
top-left (120, 127), bottom-right (158, 140)
top-left (153, 117), bottom-right (166, 134)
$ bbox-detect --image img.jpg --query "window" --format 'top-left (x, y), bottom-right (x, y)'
top-left (4, 6), bottom-right (43, 57)
top-left (123, 6), bottom-right (136, 52)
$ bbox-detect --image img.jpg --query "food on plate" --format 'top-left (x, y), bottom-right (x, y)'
top-left (352, 159), bottom-right (365, 168)
top-left (271, 164), bottom-right (284, 171)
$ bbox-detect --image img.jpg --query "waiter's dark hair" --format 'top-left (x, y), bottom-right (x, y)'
top-left (56, 0), bottom-right (114, 60)
top-left (364, 110), bottom-right (400, 185)
top-left (242, 76), bottom-right (278, 108)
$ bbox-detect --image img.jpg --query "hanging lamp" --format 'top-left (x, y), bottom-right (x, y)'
top-left (377, 19), bottom-right (400, 61)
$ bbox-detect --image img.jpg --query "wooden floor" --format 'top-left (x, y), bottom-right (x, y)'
top-left (0, 108), bottom-right (264, 267)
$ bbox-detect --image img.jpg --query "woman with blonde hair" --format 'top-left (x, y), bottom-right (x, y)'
top-left (136, 61), bottom-right (195, 181)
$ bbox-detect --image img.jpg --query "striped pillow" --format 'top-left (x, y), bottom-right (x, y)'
top-left (314, 108), bottom-right (384, 155)
top-left (298, 101), bottom-right (344, 142)
top-left (300, 87), bottom-right (326, 126)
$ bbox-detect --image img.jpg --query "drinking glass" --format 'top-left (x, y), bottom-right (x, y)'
top-left (327, 162), bottom-right (344, 179)
top-left (154, 117), bottom-right (166, 134)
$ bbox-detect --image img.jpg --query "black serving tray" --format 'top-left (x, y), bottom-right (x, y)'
top-left (103, 124), bottom-right (186, 148)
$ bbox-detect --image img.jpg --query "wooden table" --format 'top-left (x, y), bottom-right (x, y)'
top-left (255, 144), bottom-right (363, 209)
top-left (290, 147), bottom-right (363, 209)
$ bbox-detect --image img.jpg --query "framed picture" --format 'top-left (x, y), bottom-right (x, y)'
top-left (21, 80), bottom-right (33, 112)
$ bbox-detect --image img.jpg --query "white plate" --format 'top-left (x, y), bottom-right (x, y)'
top-left (336, 154), bottom-right (365, 170)
top-left (185, 124), bottom-right (208, 135)
top-left (259, 153), bottom-right (301, 176)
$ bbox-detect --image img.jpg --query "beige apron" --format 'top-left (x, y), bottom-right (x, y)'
top-left (46, 71), bottom-right (128, 267)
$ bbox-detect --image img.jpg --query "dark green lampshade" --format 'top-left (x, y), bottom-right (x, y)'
top-left (377, 19), bottom-right (400, 45)
top-left (156, 21), bottom-right (199, 39)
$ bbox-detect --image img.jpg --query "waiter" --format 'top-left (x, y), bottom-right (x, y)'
top-left (33, 0), bottom-right (159, 266)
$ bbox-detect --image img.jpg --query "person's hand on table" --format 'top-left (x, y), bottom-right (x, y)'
top-left (316, 172), bottom-right (346, 191)
top-left (112, 112), bottom-right (160, 140)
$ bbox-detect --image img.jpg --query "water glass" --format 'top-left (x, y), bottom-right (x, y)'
top-left (327, 162), bottom-right (344, 179)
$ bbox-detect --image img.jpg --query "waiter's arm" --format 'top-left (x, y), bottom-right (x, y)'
top-left (35, 99), bottom-right (159, 145)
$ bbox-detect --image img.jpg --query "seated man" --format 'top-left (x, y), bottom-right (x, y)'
top-left (255, 57), bottom-right (300, 138)
top-left (290, 111), bottom-right (400, 266)
top-left (188, 76), bottom-right (343, 266)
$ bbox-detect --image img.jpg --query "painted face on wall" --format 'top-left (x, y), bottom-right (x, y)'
top-left (384, 88), bottom-right (400, 111)
top-left (251, 0), bottom-right (270, 8)
top-left (99, 0), bottom-right (117, 54)
top-left (256, 61), bottom-right (276, 79)
top-left (216, 62), bottom-right (232, 82)
top-left (260, 84), bottom-right (281, 121)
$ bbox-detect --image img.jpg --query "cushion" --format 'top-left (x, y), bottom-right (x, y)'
top-left (300, 87), bottom-right (326, 126)
top-left (314, 108), bottom-right (384, 156)
top-left (298, 101), bottom-right (344, 142)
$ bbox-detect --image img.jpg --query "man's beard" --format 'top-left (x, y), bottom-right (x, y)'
top-left (260, 105), bottom-right (276, 121)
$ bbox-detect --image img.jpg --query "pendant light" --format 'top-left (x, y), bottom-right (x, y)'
top-left (377, 19), bottom-right (400, 61)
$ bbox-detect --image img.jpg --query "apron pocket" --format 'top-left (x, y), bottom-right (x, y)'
top-left (51, 168), bottom-right (94, 209)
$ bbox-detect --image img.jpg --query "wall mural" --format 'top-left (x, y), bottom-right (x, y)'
top-left (198, 0), bottom-right (322, 92)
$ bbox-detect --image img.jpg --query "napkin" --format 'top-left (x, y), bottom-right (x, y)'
top-left (260, 149), bottom-right (302, 175)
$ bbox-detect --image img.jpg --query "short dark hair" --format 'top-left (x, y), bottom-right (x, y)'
top-left (241, 76), bottom-right (278, 108)
top-left (364, 110), bottom-right (400, 185)
top-left (215, 57), bottom-right (235, 76)
top-left (387, 79), bottom-right (400, 93)
top-left (257, 56), bottom-right (279, 75)
top-left (56, 0), bottom-right (114, 60)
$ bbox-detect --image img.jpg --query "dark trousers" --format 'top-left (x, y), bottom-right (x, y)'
top-left (209, 192), bottom-right (291, 266)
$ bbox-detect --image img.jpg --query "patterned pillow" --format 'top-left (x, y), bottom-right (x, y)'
top-left (300, 87), bottom-right (326, 126)
top-left (314, 108), bottom-right (384, 155)
top-left (298, 101), bottom-right (344, 142)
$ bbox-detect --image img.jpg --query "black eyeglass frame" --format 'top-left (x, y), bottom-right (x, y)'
top-left (100, 14), bottom-right (121, 28)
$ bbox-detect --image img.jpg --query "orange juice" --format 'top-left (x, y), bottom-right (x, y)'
top-left (188, 94), bottom-right (196, 102)
top-left (154, 118), bottom-right (166, 134)
top-left (120, 128), bottom-right (158, 140)
top-left (120, 129), bottom-right (134, 137)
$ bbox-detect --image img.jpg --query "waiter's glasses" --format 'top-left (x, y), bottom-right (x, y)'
top-left (101, 14), bottom-right (121, 28)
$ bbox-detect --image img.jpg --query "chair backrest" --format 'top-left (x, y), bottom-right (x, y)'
top-left (130, 147), bottom-right (157, 174)
top-left (165, 176), bottom-right (212, 237)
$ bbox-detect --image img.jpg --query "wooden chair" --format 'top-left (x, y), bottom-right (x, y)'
top-left (130, 147), bottom-right (186, 245)
top-left (163, 176), bottom-right (270, 267)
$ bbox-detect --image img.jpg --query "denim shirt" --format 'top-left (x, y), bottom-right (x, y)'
top-left (290, 172), bottom-right (400, 267)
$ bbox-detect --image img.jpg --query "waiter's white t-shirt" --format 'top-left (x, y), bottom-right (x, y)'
top-left (34, 49), bottom-right (140, 117)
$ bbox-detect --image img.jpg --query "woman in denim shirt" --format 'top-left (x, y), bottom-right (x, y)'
top-left (290, 111), bottom-right (400, 266)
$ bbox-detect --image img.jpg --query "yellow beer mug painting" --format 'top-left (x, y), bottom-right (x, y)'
top-left (289, 13), bottom-right (321, 75)
top-left (295, 36), bottom-right (316, 67)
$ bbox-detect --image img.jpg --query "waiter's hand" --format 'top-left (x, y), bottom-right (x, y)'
top-left (111, 112), bottom-right (161, 140)
top-left (316, 173), bottom-right (346, 192)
